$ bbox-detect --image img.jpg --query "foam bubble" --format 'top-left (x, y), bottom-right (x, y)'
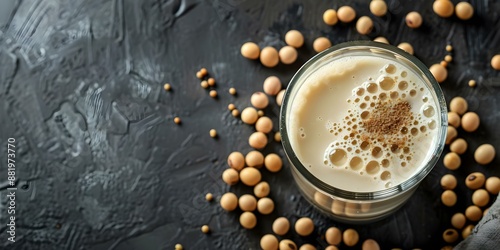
top-left (366, 161), bottom-right (380, 174)
top-left (372, 147), bottom-right (383, 158)
top-left (380, 171), bottom-right (391, 180)
top-left (385, 64), bottom-right (397, 74)
top-left (350, 157), bottom-right (363, 170)
top-left (366, 82), bottom-right (378, 93)
top-left (423, 105), bottom-right (435, 117)
top-left (381, 159), bottom-right (390, 167)
top-left (379, 76), bottom-right (396, 90)
top-left (398, 81), bottom-right (408, 90)
top-left (329, 148), bottom-right (347, 166)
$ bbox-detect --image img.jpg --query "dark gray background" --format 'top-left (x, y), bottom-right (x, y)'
top-left (1, 0), bottom-right (499, 249)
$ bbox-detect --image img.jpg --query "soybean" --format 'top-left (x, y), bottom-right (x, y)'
top-left (240, 167), bottom-right (262, 186)
top-left (474, 144), bottom-right (495, 165)
top-left (466, 172), bottom-right (486, 190)
top-left (295, 217), bottom-right (314, 236)
top-left (239, 211), bottom-right (257, 229)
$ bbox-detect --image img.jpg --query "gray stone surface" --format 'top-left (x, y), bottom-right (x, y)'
top-left (0, 0), bottom-right (499, 249)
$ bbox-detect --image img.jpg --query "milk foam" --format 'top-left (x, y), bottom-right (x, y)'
top-left (289, 56), bottom-right (439, 192)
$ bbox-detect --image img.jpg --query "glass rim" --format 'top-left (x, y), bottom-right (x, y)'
top-left (279, 40), bottom-right (448, 201)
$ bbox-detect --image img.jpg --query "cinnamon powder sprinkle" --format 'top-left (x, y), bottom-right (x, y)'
top-left (361, 100), bottom-right (412, 147)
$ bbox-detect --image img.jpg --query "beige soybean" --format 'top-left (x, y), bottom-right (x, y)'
top-left (398, 42), bottom-right (414, 55)
top-left (205, 193), bottom-right (213, 202)
top-left (450, 138), bottom-right (467, 154)
top-left (326, 227), bottom-right (342, 245)
top-left (209, 89), bottom-right (217, 98)
top-left (465, 205), bottom-right (482, 221)
top-left (356, 16), bottom-right (373, 35)
top-left (447, 112), bottom-right (461, 128)
top-left (256, 116), bottom-right (273, 134)
top-left (260, 47), bottom-right (279, 68)
top-left (405, 11), bottom-right (422, 28)
top-left (362, 239), bottom-right (380, 250)
top-left (201, 225), bottom-right (210, 234)
top-left (228, 103), bottom-right (236, 111)
top-left (209, 129), bottom-right (217, 138)
top-left (472, 189), bottom-right (489, 207)
top-left (430, 64), bottom-right (448, 83)
top-left (257, 197), bottom-right (274, 214)
top-left (251, 92), bottom-right (269, 109)
top-left (227, 151), bottom-right (245, 171)
top-left (272, 217), bottom-right (290, 235)
top-left (331, 199), bottom-right (346, 215)
top-left (433, 0), bottom-right (454, 18)
top-left (313, 37), bottom-right (332, 53)
top-left (466, 172), bottom-right (486, 190)
top-left (325, 246), bottom-right (339, 250)
top-left (337, 6), bottom-right (356, 23)
top-left (241, 42), bottom-right (260, 59)
top-left (492, 55), bottom-right (500, 70)
top-left (263, 76), bottom-right (282, 96)
top-left (239, 211), bottom-right (257, 229)
top-left (249, 131), bottom-right (268, 149)
top-left (443, 229), bottom-right (459, 243)
top-left (276, 89), bottom-right (285, 106)
top-left (451, 213), bottom-right (466, 229)
top-left (260, 234), bottom-right (279, 250)
top-left (265, 153), bottom-right (283, 172)
top-left (443, 152), bottom-right (461, 170)
top-left (174, 117), bottom-right (181, 124)
top-left (241, 107), bottom-right (259, 125)
top-left (254, 181), bottom-right (270, 198)
top-left (462, 225), bottom-right (474, 239)
top-left (440, 174), bottom-right (457, 190)
top-left (200, 80), bottom-right (208, 88)
top-left (468, 79), bottom-right (477, 87)
top-left (446, 45), bottom-right (453, 52)
top-left (239, 194), bottom-right (257, 212)
top-left (446, 125), bottom-right (457, 145)
top-left (299, 244), bottom-right (316, 250)
top-left (455, 2), bottom-right (474, 20)
top-left (484, 208), bottom-right (490, 217)
top-left (285, 30), bottom-right (304, 48)
top-left (370, 0), bottom-right (387, 17)
top-left (323, 9), bottom-right (338, 25)
top-left (485, 176), bottom-right (500, 195)
top-left (343, 228), bottom-right (359, 247)
top-left (208, 78), bottom-right (216, 86)
top-left (279, 239), bottom-right (297, 250)
top-left (239, 167), bottom-right (261, 186)
top-left (462, 112), bottom-right (480, 132)
top-left (222, 168), bottom-right (239, 185)
top-left (229, 87), bottom-right (237, 95)
top-left (373, 37), bottom-right (389, 44)
top-left (450, 97), bottom-right (468, 115)
top-left (231, 109), bottom-right (240, 117)
top-left (175, 243), bottom-right (183, 250)
top-left (295, 217), bottom-right (314, 236)
top-left (279, 46), bottom-right (298, 65)
top-left (274, 132), bottom-right (281, 142)
top-left (245, 151), bottom-right (264, 168)
top-left (441, 190), bottom-right (457, 206)
top-left (220, 192), bottom-right (238, 211)
top-left (474, 144), bottom-right (495, 165)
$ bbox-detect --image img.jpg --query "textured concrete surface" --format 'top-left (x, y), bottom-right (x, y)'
top-left (0, 0), bottom-right (499, 249)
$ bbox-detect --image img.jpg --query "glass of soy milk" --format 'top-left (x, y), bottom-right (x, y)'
top-left (280, 41), bottom-right (447, 223)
